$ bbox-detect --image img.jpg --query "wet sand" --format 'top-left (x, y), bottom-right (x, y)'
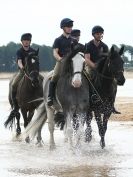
top-left (111, 97), bottom-right (133, 121)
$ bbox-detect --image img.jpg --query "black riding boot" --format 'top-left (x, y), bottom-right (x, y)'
top-left (47, 81), bottom-right (56, 106)
top-left (12, 91), bottom-right (19, 111)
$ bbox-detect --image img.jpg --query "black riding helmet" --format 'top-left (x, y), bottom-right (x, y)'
top-left (21, 33), bottom-right (32, 41)
top-left (92, 26), bottom-right (104, 35)
top-left (60, 18), bottom-right (73, 29)
top-left (71, 29), bottom-right (80, 37)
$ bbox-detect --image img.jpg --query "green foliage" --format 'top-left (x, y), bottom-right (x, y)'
top-left (0, 42), bottom-right (55, 72)
top-left (1, 42), bottom-right (133, 72)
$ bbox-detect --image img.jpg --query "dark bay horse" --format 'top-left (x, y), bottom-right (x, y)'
top-left (22, 50), bottom-right (90, 149)
top-left (4, 49), bottom-right (43, 139)
top-left (86, 46), bottom-right (125, 148)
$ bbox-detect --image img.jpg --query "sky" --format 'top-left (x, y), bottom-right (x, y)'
top-left (0, 0), bottom-right (132, 48)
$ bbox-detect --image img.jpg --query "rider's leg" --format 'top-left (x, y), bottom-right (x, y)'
top-left (39, 73), bottom-right (44, 82)
top-left (11, 70), bottom-right (24, 111)
top-left (85, 66), bottom-right (100, 103)
top-left (47, 61), bottom-right (62, 106)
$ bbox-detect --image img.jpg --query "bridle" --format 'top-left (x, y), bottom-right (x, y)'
top-left (24, 54), bottom-right (39, 83)
top-left (73, 71), bottom-right (82, 76)
top-left (96, 55), bottom-right (124, 80)
top-left (24, 70), bottom-right (39, 81)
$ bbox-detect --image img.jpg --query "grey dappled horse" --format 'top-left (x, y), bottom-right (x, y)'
top-left (23, 51), bottom-right (90, 149)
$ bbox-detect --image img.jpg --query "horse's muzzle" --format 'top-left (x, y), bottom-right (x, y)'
top-left (72, 80), bottom-right (82, 88)
top-left (116, 74), bottom-right (125, 86)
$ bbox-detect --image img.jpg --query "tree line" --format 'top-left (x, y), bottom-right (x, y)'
top-left (0, 42), bottom-right (55, 72)
top-left (0, 42), bottom-right (133, 72)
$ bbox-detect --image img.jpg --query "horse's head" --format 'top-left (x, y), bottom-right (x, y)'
top-left (71, 53), bottom-right (85, 88)
top-left (108, 46), bottom-right (125, 85)
top-left (24, 48), bottom-right (40, 87)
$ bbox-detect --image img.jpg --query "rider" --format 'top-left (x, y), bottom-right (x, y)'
top-left (11, 33), bottom-right (36, 111)
top-left (70, 29), bottom-right (85, 53)
top-left (84, 25), bottom-right (120, 114)
top-left (71, 29), bottom-right (81, 42)
top-left (47, 18), bottom-right (75, 106)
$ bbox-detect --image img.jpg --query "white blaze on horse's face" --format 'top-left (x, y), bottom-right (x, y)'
top-left (72, 53), bottom-right (85, 88)
top-left (31, 58), bottom-right (35, 63)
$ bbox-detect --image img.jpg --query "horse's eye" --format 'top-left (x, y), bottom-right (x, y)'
top-left (31, 58), bottom-right (35, 63)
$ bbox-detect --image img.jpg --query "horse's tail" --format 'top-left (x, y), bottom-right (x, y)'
top-left (4, 110), bottom-right (19, 128)
top-left (21, 101), bottom-right (47, 140)
top-left (54, 112), bottom-right (65, 130)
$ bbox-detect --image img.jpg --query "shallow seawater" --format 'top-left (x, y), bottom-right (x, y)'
top-left (0, 79), bottom-right (133, 177)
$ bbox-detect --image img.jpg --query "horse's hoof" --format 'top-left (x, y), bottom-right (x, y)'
top-left (100, 140), bottom-right (105, 149)
top-left (16, 128), bottom-right (21, 136)
top-left (36, 142), bottom-right (44, 147)
top-left (36, 139), bottom-right (44, 147)
top-left (85, 135), bottom-right (92, 143)
top-left (49, 144), bottom-right (56, 151)
top-left (25, 137), bottom-right (30, 143)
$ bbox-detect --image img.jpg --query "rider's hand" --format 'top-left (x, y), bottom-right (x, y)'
top-left (21, 67), bottom-right (25, 72)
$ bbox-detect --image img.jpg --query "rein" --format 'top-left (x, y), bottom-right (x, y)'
top-left (83, 70), bottom-right (104, 104)
top-left (98, 73), bottom-right (114, 80)
top-left (24, 70), bottom-right (39, 81)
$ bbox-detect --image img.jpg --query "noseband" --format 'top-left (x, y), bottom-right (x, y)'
top-left (73, 71), bottom-right (82, 76)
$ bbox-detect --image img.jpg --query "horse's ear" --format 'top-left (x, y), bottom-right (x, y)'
top-left (110, 45), bottom-right (115, 54)
top-left (119, 46), bottom-right (124, 56)
top-left (36, 48), bottom-right (39, 55)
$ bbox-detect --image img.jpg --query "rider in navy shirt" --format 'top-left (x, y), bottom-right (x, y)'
top-left (11, 33), bottom-right (35, 111)
top-left (85, 26), bottom-right (121, 114)
top-left (47, 18), bottom-right (74, 106)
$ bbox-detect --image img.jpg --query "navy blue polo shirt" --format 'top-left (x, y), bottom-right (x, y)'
top-left (53, 34), bottom-right (74, 57)
top-left (84, 40), bottom-right (108, 63)
top-left (16, 47), bottom-right (36, 66)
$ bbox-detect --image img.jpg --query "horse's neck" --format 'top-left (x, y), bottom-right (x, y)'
top-left (19, 76), bottom-right (33, 91)
top-left (94, 67), bottom-right (114, 96)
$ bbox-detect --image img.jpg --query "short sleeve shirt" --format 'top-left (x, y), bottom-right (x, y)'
top-left (84, 40), bottom-right (108, 63)
top-left (53, 35), bottom-right (74, 57)
top-left (16, 47), bottom-right (36, 66)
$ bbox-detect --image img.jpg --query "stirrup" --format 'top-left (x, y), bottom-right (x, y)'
top-left (91, 94), bottom-right (100, 104)
top-left (47, 97), bottom-right (53, 107)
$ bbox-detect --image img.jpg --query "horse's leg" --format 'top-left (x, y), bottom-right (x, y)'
top-left (65, 112), bottom-right (73, 148)
top-left (101, 112), bottom-right (111, 147)
top-left (46, 106), bottom-right (55, 150)
top-left (21, 108), bottom-right (28, 128)
top-left (36, 118), bottom-right (46, 146)
top-left (85, 111), bottom-right (93, 142)
top-left (72, 113), bottom-right (79, 131)
top-left (74, 113), bottom-right (85, 147)
top-left (27, 110), bottom-right (35, 124)
top-left (63, 122), bottom-right (68, 143)
top-left (15, 111), bottom-right (21, 136)
top-left (94, 111), bottom-right (105, 149)
top-left (21, 108), bottom-right (30, 143)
